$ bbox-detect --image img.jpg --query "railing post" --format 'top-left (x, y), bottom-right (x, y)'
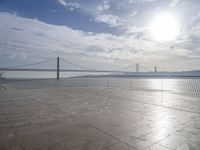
top-left (130, 78), bottom-right (133, 90)
top-left (86, 77), bottom-right (89, 87)
top-left (69, 77), bottom-right (71, 87)
top-left (57, 57), bottom-right (60, 80)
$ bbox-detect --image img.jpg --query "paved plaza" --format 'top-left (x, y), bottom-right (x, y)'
top-left (1, 84), bottom-right (200, 149)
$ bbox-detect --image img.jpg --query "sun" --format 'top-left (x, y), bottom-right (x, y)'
top-left (149, 13), bottom-right (180, 41)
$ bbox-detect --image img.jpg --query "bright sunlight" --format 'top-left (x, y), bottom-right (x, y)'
top-left (149, 13), bottom-right (180, 41)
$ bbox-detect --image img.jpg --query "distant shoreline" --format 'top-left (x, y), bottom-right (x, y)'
top-left (1, 74), bottom-right (200, 83)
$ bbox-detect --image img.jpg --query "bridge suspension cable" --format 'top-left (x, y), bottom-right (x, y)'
top-left (60, 58), bottom-right (90, 70)
top-left (4, 58), bottom-right (55, 69)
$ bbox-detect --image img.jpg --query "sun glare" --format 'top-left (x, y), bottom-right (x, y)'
top-left (149, 13), bottom-right (180, 41)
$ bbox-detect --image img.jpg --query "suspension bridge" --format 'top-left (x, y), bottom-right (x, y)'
top-left (0, 57), bottom-right (133, 79)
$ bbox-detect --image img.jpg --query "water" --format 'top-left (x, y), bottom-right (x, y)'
top-left (83, 77), bottom-right (200, 96)
top-left (2, 77), bottom-right (200, 97)
top-left (3, 71), bottom-right (108, 79)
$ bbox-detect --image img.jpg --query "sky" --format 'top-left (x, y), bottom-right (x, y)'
top-left (0, 0), bottom-right (200, 71)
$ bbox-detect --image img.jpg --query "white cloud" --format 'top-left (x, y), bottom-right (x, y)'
top-left (169, 0), bottom-right (180, 7)
top-left (57, 0), bottom-right (80, 11)
top-left (96, 0), bottom-right (110, 12)
top-left (124, 0), bottom-right (157, 3)
top-left (57, 0), bottom-right (67, 6)
top-left (125, 26), bottom-right (147, 34)
top-left (191, 23), bottom-right (200, 37)
top-left (94, 1), bottom-right (123, 27)
top-left (0, 12), bottom-right (199, 71)
top-left (94, 14), bottom-right (122, 27)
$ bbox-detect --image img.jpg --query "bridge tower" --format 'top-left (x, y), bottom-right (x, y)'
top-left (154, 66), bottom-right (157, 72)
top-left (136, 63), bottom-right (139, 72)
top-left (57, 57), bottom-right (60, 80)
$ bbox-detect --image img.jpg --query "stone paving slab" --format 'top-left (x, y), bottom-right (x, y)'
top-left (0, 87), bottom-right (200, 150)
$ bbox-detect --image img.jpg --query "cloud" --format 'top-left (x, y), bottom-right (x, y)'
top-left (191, 23), bottom-right (200, 38)
top-left (0, 12), bottom-right (199, 71)
top-left (94, 14), bottom-right (122, 27)
top-left (81, 0), bottom-right (154, 31)
top-left (57, 0), bottom-right (80, 11)
top-left (169, 0), bottom-right (180, 7)
top-left (92, 1), bottom-right (122, 27)
top-left (96, 0), bottom-right (110, 12)
top-left (124, 0), bottom-right (157, 3)
top-left (57, 0), bottom-right (67, 6)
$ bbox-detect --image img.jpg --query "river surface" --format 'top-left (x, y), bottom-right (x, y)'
top-left (1, 77), bottom-right (200, 97)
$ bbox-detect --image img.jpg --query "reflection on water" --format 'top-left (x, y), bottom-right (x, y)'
top-left (150, 78), bottom-right (176, 91)
top-left (163, 79), bottom-right (176, 91)
top-left (3, 71), bottom-right (105, 79)
top-left (106, 77), bottom-right (200, 96)
top-left (150, 79), bottom-right (162, 90)
top-left (2, 77), bottom-right (200, 96)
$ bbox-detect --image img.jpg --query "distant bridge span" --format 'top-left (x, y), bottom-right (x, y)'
top-left (0, 57), bottom-right (132, 79)
top-left (0, 68), bottom-right (126, 73)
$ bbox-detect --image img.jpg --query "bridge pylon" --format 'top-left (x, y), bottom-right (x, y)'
top-left (57, 57), bottom-right (60, 80)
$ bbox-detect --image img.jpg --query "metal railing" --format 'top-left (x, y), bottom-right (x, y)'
top-left (1, 77), bottom-right (200, 97)
top-left (1, 76), bottom-right (200, 113)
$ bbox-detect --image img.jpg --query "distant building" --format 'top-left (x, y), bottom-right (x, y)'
top-left (154, 66), bottom-right (157, 72)
top-left (136, 63), bottom-right (139, 72)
